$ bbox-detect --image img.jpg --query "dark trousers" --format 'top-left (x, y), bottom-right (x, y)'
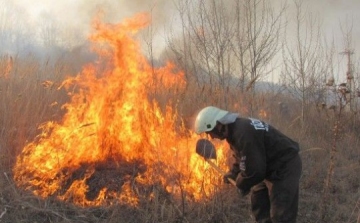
top-left (250, 155), bottom-right (302, 223)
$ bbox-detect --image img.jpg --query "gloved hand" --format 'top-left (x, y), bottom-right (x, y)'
top-left (223, 172), bottom-right (237, 184)
top-left (223, 163), bottom-right (240, 184)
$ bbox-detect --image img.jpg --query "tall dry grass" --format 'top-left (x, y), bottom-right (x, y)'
top-left (0, 53), bottom-right (360, 223)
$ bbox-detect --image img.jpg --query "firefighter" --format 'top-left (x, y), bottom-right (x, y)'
top-left (194, 106), bottom-right (302, 223)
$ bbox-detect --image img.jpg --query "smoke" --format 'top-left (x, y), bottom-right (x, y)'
top-left (9, 0), bottom-right (176, 39)
top-left (285, 0), bottom-right (360, 44)
top-left (1, 0), bottom-right (176, 58)
top-left (2, 0), bottom-right (360, 63)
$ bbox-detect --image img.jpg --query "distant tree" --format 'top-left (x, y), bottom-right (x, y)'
top-left (166, 0), bottom-right (235, 108)
top-left (281, 0), bottom-right (325, 124)
top-left (38, 13), bottom-right (62, 48)
top-left (232, 0), bottom-right (285, 115)
top-left (167, 0), bottom-right (285, 111)
top-left (0, 1), bottom-right (31, 54)
top-left (232, 0), bottom-right (285, 93)
top-left (338, 18), bottom-right (360, 115)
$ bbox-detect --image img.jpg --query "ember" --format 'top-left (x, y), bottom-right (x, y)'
top-left (13, 13), bottom-right (228, 207)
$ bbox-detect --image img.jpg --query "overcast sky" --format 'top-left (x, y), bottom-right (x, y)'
top-left (8, 0), bottom-right (175, 38)
top-left (292, 0), bottom-right (360, 45)
top-left (9, 1), bottom-right (360, 31)
top-left (3, 0), bottom-right (360, 82)
top-left (6, 0), bottom-right (360, 48)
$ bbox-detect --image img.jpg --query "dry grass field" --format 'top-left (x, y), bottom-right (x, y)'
top-left (1, 15), bottom-right (360, 223)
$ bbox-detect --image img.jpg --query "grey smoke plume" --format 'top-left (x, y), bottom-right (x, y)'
top-left (2, 0), bottom-right (176, 56)
top-left (2, 0), bottom-right (360, 61)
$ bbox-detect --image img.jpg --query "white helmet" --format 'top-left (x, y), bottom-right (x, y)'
top-left (194, 106), bottom-right (229, 134)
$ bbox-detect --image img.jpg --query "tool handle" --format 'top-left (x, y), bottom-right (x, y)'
top-left (206, 159), bottom-right (237, 186)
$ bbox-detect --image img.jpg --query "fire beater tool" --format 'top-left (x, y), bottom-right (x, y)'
top-left (195, 139), bottom-right (236, 186)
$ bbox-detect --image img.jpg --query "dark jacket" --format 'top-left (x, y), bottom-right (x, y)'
top-left (226, 117), bottom-right (299, 195)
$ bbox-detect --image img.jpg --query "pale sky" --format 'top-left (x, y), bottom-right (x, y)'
top-left (9, 0), bottom-right (176, 35)
top-left (3, 0), bottom-right (360, 83)
top-left (6, 0), bottom-right (360, 48)
top-left (10, 0), bottom-right (360, 33)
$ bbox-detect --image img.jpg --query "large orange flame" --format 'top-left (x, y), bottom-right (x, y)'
top-left (13, 13), bottom-right (228, 207)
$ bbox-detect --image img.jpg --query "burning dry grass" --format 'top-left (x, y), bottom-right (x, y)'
top-left (0, 14), bottom-right (360, 223)
top-left (7, 13), bottom-right (236, 216)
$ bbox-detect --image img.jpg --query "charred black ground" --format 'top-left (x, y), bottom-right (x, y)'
top-left (52, 158), bottom-right (148, 202)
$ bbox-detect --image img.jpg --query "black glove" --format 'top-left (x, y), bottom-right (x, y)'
top-left (234, 172), bottom-right (250, 196)
top-left (223, 163), bottom-right (240, 184)
top-left (223, 171), bottom-right (237, 184)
